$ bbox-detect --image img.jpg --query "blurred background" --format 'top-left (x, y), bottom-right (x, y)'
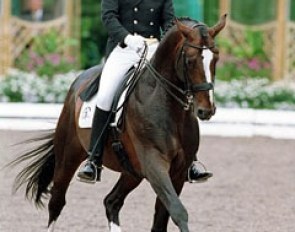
top-left (0, 0), bottom-right (295, 110)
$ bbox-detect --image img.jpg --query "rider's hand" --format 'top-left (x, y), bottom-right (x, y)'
top-left (124, 34), bottom-right (145, 53)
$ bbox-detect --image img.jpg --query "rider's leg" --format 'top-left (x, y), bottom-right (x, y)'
top-left (95, 46), bottom-right (142, 110)
top-left (77, 46), bottom-right (141, 183)
top-left (77, 107), bottom-right (110, 183)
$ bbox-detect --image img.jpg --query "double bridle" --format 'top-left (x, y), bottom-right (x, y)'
top-left (144, 23), bottom-right (215, 111)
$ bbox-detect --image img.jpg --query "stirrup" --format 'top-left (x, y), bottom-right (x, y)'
top-left (76, 161), bottom-right (100, 184)
top-left (187, 161), bottom-right (212, 183)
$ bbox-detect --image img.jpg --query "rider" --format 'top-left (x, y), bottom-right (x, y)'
top-left (77, 0), bottom-right (213, 183)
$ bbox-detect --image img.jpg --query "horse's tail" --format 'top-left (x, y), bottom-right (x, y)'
top-left (8, 130), bottom-right (55, 208)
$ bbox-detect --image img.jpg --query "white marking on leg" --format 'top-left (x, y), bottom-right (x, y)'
top-left (202, 49), bottom-right (214, 104)
top-left (47, 221), bottom-right (56, 232)
top-left (109, 222), bottom-right (122, 232)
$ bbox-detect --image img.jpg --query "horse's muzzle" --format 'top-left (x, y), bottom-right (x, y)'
top-left (196, 106), bottom-right (216, 120)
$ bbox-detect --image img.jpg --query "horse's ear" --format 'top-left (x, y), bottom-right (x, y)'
top-left (208, 14), bottom-right (227, 38)
top-left (175, 19), bottom-right (193, 38)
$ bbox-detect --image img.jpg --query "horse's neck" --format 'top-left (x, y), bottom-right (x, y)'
top-left (148, 32), bottom-right (185, 106)
top-left (129, 70), bottom-right (190, 139)
top-left (153, 30), bottom-right (180, 74)
top-left (130, 45), bottom-right (185, 122)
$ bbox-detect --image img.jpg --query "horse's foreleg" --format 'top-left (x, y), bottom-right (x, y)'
top-left (151, 175), bottom-right (185, 232)
top-left (146, 155), bottom-right (189, 232)
top-left (104, 173), bottom-right (142, 232)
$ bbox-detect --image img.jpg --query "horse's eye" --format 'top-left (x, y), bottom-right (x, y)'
top-left (201, 56), bottom-right (204, 60)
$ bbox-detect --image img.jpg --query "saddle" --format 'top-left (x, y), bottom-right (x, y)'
top-left (78, 66), bottom-right (139, 128)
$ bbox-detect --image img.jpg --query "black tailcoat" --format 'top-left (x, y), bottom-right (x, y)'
top-left (101, 0), bottom-right (175, 56)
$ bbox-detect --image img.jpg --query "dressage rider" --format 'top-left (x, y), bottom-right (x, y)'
top-left (77, 0), bottom-right (213, 183)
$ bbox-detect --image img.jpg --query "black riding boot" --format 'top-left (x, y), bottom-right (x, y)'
top-left (187, 161), bottom-right (213, 183)
top-left (77, 107), bottom-right (110, 183)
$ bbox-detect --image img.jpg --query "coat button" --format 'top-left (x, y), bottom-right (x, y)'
top-left (134, 7), bottom-right (138, 12)
top-left (150, 22), bottom-right (154, 26)
top-left (150, 8), bottom-right (154, 12)
top-left (134, 20), bottom-right (138, 24)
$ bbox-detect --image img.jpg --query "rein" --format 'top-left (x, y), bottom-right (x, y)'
top-left (145, 61), bottom-right (193, 110)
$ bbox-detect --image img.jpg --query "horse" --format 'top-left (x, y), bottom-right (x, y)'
top-left (9, 15), bottom-right (226, 232)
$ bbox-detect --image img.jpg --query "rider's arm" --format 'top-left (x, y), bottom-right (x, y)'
top-left (161, 0), bottom-right (175, 32)
top-left (101, 0), bottom-right (129, 45)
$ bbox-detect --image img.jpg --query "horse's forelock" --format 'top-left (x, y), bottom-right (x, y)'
top-left (199, 26), bottom-right (209, 39)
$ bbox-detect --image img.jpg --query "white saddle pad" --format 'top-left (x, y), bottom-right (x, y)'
top-left (78, 91), bottom-right (126, 129)
top-left (78, 94), bottom-right (98, 128)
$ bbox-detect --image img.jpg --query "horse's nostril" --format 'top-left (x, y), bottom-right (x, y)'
top-left (197, 108), bottom-right (213, 120)
top-left (198, 109), bottom-right (204, 116)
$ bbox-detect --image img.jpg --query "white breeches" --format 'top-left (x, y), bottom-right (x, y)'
top-left (96, 41), bottom-right (159, 111)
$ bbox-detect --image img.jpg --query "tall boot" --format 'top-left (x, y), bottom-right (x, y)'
top-left (77, 107), bottom-right (110, 183)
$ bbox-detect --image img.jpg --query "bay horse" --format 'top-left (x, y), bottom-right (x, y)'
top-left (10, 15), bottom-right (226, 232)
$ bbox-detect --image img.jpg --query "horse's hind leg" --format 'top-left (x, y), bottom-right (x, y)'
top-left (104, 173), bottom-right (142, 232)
top-left (48, 133), bottom-right (86, 231)
top-left (151, 199), bottom-right (169, 232)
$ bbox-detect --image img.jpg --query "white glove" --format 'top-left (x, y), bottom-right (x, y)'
top-left (124, 34), bottom-right (145, 53)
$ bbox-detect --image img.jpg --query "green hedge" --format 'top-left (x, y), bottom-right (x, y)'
top-left (231, 0), bottom-right (276, 25)
top-left (80, 0), bottom-right (107, 69)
